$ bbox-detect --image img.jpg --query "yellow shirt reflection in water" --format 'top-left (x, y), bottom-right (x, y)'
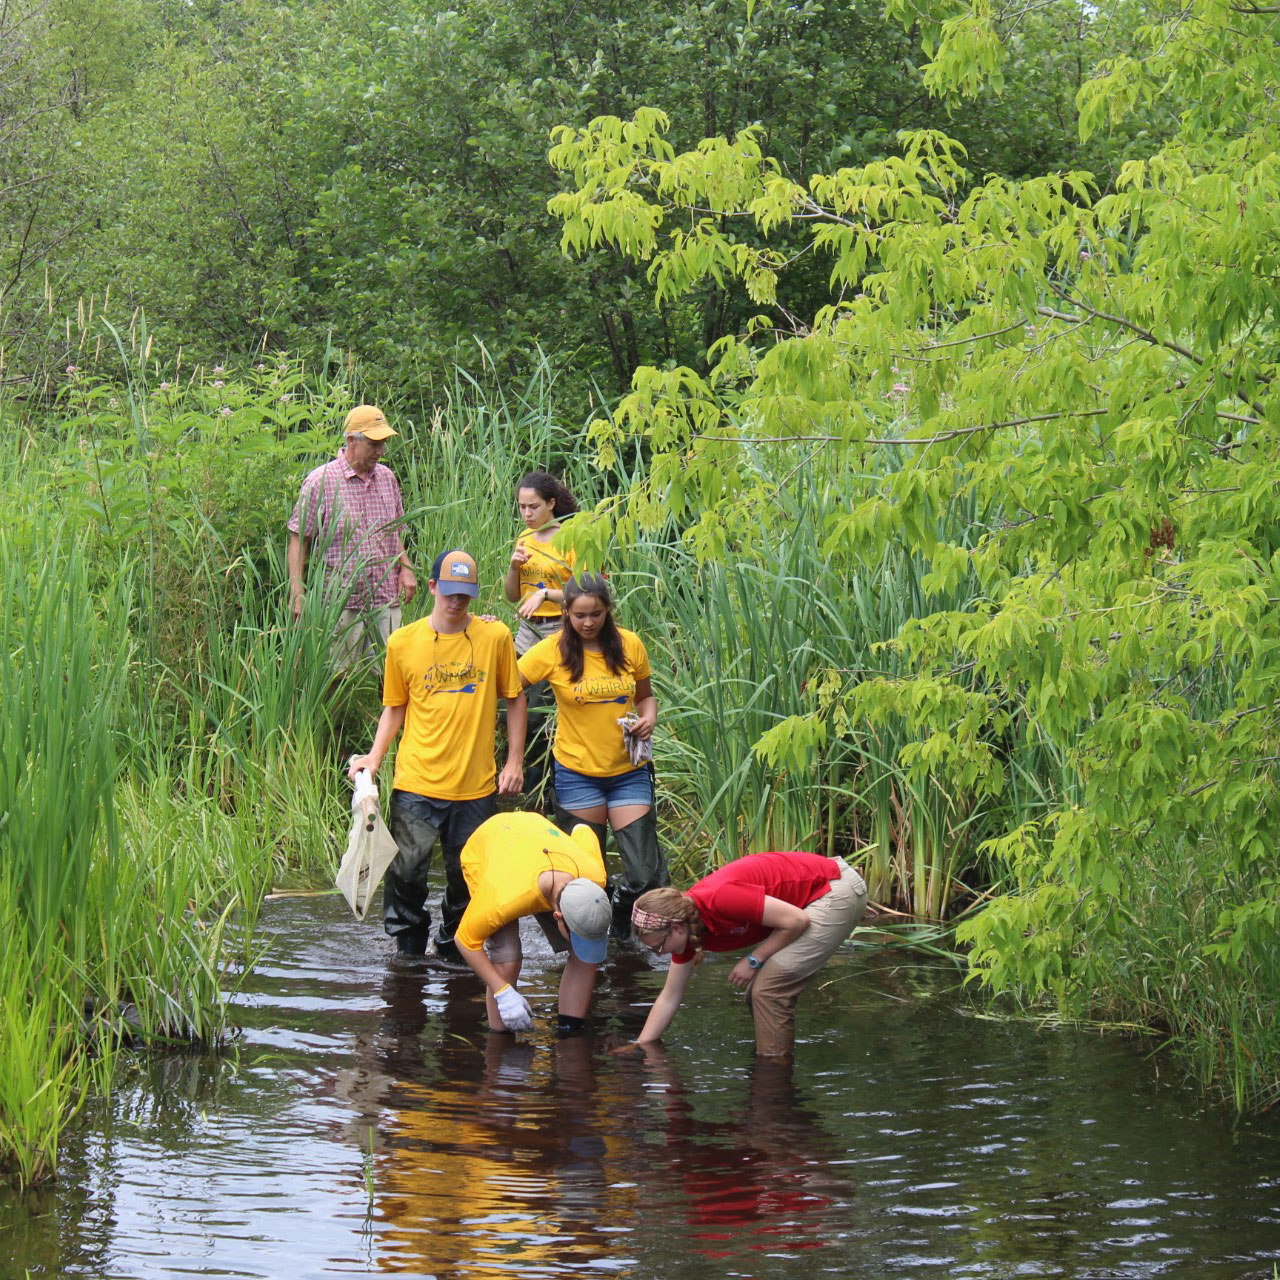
top-left (375, 1032), bottom-right (635, 1276)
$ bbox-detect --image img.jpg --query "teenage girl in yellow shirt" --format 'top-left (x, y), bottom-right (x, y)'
top-left (517, 572), bottom-right (669, 935)
top-left (504, 471), bottom-right (579, 806)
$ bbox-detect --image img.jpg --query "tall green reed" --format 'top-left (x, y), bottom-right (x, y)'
top-left (618, 544), bottom-right (864, 872)
top-left (0, 534), bottom-right (128, 967)
top-left (612, 469), bottom-right (1069, 915)
top-left (0, 914), bottom-right (83, 1191)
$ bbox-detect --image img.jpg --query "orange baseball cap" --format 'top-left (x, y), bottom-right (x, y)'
top-left (432, 549), bottom-right (479, 597)
top-left (343, 405), bottom-right (397, 441)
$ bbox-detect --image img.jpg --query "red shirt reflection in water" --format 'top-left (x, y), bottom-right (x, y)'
top-left (680, 1154), bottom-right (834, 1255)
top-left (660, 1057), bottom-right (841, 1261)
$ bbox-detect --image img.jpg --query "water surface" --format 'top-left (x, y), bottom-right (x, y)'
top-left (3, 894), bottom-right (1279, 1278)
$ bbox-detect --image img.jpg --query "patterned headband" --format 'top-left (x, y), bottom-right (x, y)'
top-left (631, 905), bottom-right (679, 932)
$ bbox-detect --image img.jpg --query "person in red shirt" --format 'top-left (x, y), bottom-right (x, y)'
top-left (628, 852), bottom-right (867, 1057)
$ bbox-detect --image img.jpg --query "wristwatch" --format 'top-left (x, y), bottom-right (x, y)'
top-left (746, 954), bottom-right (763, 970)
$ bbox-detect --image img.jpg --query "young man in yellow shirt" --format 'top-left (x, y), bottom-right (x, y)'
top-left (348, 550), bottom-right (527, 964)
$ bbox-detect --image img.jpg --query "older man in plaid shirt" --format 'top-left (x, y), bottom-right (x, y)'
top-left (287, 405), bottom-right (418, 668)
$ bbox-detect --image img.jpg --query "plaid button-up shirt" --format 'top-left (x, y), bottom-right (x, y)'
top-left (288, 453), bottom-right (405, 610)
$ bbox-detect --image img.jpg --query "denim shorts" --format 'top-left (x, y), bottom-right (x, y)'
top-left (553, 760), bottom-right (653, 811)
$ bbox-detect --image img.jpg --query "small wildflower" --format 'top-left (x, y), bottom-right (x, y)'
top-left (212, 379), bottom-right (225, 388)
top-left (256, 362), bottom-right (266, 371)
top-left (66, 364), bottom-right (78, 374)
top-left (214, 365), bottom-right (225, 374)
top-left (108, 398), bottom-right (119, 409)
top-left (160, 381), bottom-right (171, 391)
top-left (220, 406), bottom-right (233, 417)
top-left (279, 393), bottom-right (292, 403)
top-left (892, 382), bottom-right (910, 395)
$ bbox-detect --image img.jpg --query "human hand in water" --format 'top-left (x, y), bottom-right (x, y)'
top-left (609, 1039), bottom-right (666, 1061)
top-left (494, 984), bottom-right (534, 1032)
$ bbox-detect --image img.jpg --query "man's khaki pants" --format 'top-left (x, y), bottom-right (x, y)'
top-left (745, 861), bottom-right (867, 1057)
top-left (332, 604), bottom-right (400, 671)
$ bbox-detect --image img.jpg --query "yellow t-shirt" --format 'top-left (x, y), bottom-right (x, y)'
top-left (456, 813), bottom-right (607, 951)
top-left (383, 616), bottom-right (522, 801)
top-left (517, 628), bottom-right (651, 778)
top-left (513, 528), bottom-right (576, 619)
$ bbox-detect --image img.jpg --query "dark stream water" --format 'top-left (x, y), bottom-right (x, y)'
top-left (3, 894), bottom-right (1280, 1279)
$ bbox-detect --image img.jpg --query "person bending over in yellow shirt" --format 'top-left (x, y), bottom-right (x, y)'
top-left (454, 812), bottom-right (611, 1035)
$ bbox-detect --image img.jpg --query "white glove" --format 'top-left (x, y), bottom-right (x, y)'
top-left (494, 984), bottom-right (534, 1032)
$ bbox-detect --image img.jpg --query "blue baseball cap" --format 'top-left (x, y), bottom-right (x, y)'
top-left (558, 878), bottom-right (611, 964)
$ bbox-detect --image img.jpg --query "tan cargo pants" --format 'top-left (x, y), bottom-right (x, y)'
top-left (744, 860), bottom-right (867, 1057)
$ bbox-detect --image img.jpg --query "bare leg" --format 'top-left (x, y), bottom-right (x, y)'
top-left (558, 955), bottom-right (599, 1019)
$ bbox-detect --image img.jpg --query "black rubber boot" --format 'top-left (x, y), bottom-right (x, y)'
top-left (383, 801), bottom-right (439, 955)
top-left (555, 810), bottom-right (608, 858)
top-left (611, 810), bottom-right (668, 936)
top-left (610, 895), bottom-right (635, 941)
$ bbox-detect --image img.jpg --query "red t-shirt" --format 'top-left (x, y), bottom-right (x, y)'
top-left (672, 852), bottom-right (842, 964)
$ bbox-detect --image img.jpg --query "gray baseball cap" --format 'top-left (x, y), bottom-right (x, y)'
top-left (558, 878), bottom-right (611, 964)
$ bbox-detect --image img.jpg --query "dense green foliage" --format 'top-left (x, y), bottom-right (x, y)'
top-left (547, 0), bottom-right (1280, 1107)
top-left (3, 0), bottom-right (1151, 398)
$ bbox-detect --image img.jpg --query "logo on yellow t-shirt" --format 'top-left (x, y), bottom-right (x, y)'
top-left (424, 660), bottom-right (487, 695)
top-left (571, 674), bottom-right (632, 706)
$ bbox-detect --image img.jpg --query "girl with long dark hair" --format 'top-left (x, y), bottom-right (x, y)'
top-left (503, 471), bottom-right (579, 804)
top-left (517, 573), bottom-right (668, 933)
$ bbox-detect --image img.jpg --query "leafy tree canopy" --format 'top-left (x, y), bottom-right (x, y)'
top-left (5, 0), bottom-right (1156, 399)
top-left (548, 0), bottom-right (1280, 1037)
